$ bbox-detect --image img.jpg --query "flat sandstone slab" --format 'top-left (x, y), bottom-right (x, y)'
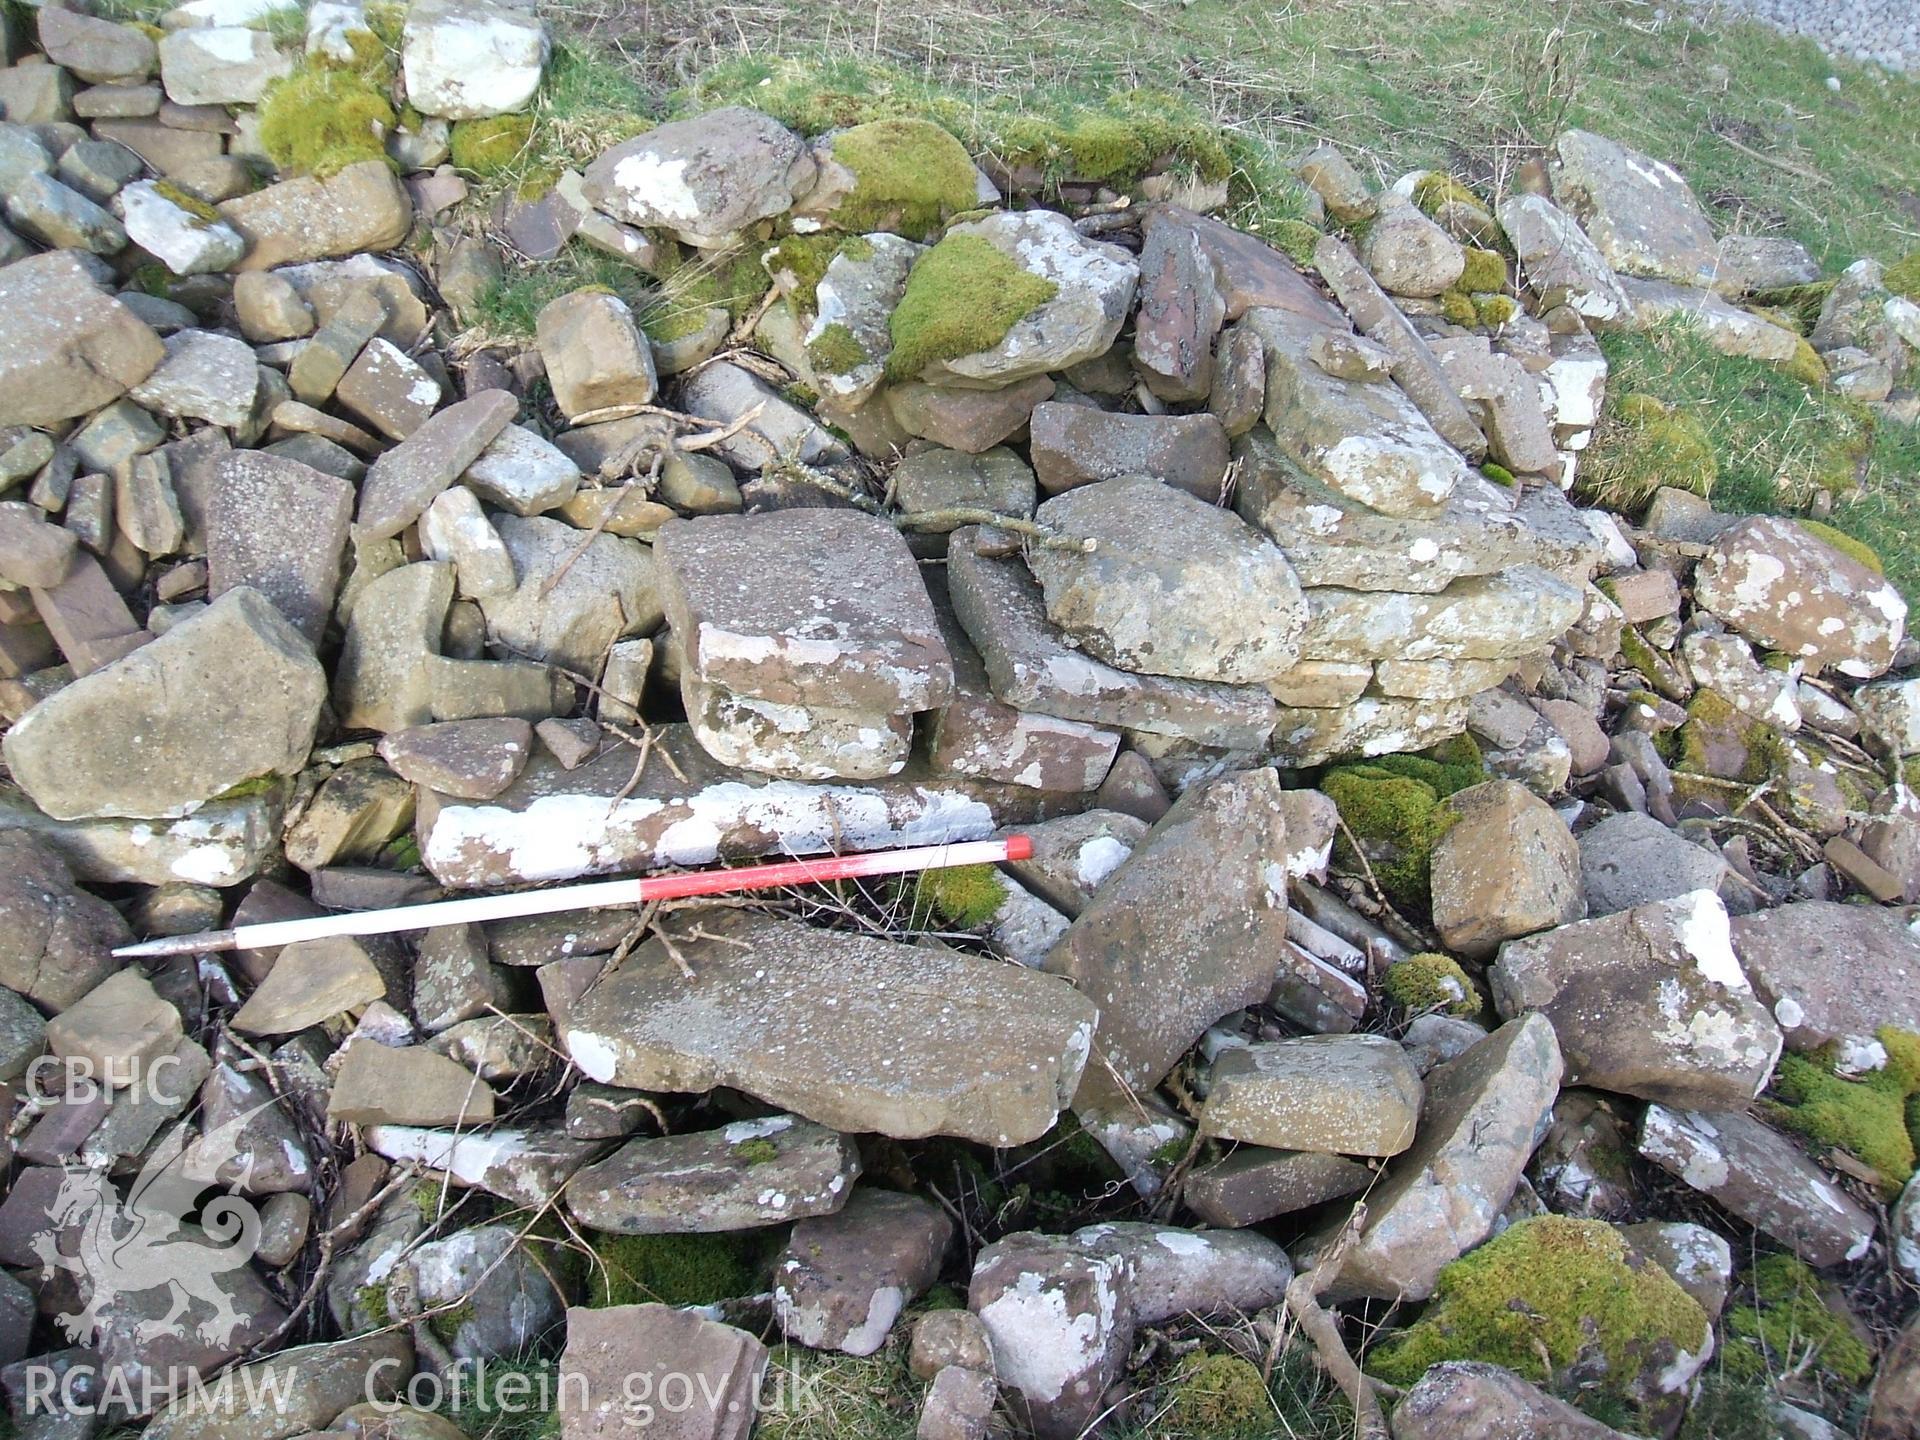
top-left (415, 725), bottom-right (1069, 888)
top-left (560, 907), bottom-right (1098, 1146)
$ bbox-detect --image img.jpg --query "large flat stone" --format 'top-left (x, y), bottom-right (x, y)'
top-left (1299, 566), bottom-right (1584, 663)
top-left (1729, 899), bottom-right (1920, 1056)
top-left (0, 783), bottom-right (283, 886)
top-left (1491, 891), bottom-right (1779, 1109)
top-left (416, 726), bottom-right (1066, 888)
top-left (1044, 768), bottom-right (1292, 1102)
top-left (655, 509), bottom-right (952, 714)
top-left (947, 528), bottom-right (1277, 749)
top-left (207, 451), bottom-right (354, 644)
top-left (560, 907), bottom-right (1097, 1145)
top-left (1495, 193), bottom-right (1629, 323)
top-left (0, 251), bottom-right (164, 426)
top-left (559, 1304), bottom-right (764, 1440)
top-left (1243, 303), bottom-right (1470, 516)
top-left (1201, 1034), bottom-right (1422, 1156)
top-left (1550, 129), bottom-right (1721, 291)
top-left (4, 587), bottom-right (323, 821)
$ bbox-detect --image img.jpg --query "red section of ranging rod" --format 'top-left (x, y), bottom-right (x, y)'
top-left (630, 832), bottom-right (1036, 901)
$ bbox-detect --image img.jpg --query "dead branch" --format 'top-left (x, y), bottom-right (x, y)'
top-left (1284, 1203), bottom-right (1394, 1440)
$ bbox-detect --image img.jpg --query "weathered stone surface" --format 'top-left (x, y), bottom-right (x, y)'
top-left (1578, 810), bottom-right (1729, 917)
top-left (206, 452), bottom-right (353, 645)
top-left (1694, 516), bottom-right (1906, 678)
top-left (656, 508), bottom-right (950, 713)
top-left (333, 561), bottom-right (451, 732)
top-left (329, 1041), bottom-right (496, 1125)
top-left (157, 26), bottom-right (290, 105)
top-left (1359, 193), bottom-right (1465, 297)
top-left (1069, 1220), bottom-right (1291, 1322)
top-left (380, 718), bottom-right (532, 801)
top-left (948, 531), bottom-right (1278, 749)
top-left (682, 678), bottom-right (911, 781)
top-left (401, 0), bottom-right (548, 120)
top-left (566, 1112), bottom-right (856, 1231)
top-left (38, 8), bottom-right (156, 84)
top-left (127, 327), bottom-right (258, 428)
top-left (537, 290), bottom-right (657, 420)
top-left (0, 834), bottom-right (122, 1009)
top-left (0, 501), bottom-right (76, 587)
top-left (1184, 1146), bottom-right (1372, 1227)
top-left (0, 783), bottom-right (282, 887)
top-left (416, 727), bottom-right (1059, 887)
top-left (1026, 475), bottom-right (1303, 684)
top-left (1729, 899), bottom-right (1920, 1056)
top-left (559, 1304), bottom-right (764, 1440)
top-left (1044, 768), bottom-right (1290, 1101)
top-left (118, 178), bottom-right (245, 275)
top-left (1300, 1014), bottom-right (1563, 1301)
top-left (1637, 1105), bottom-right (1874, 1266)
top-left (1244, 303), bottom-right (1470, 516)
top-left (677, 359), bottom-right (844, 469)
top-left (1131, 206), bottom-right (1225, 401)
top-left (462, 423), bottom-right (581, 516)
top-left (1392, 1361), bottom-right (1645, 1440)
top-left (1203, 1034), bottom-right (1422, 1155)
top-left (1492, 890), bottom-right (1780, 1107)
top-left (1027, 405), bottom-right (1230, 499)
top-left (919, 1365), bottom-right (995, 1440)
top-left (1621, 1220), bottom-right (1732, 1320)
top-left (1496, 193), bottom-right (1630, 322)
top-left (1551, 129), bottom-right (1721, 290)
top-left (968, 1232), bottom-right (1132, 1440)
top-left (1430, 779), bottom-right (1583, 956)
top-left (368, 1124), bottom-right (599, 1208)
top-left (1002, 810), bottom-right (1146, 919)
top-left (562, 907), bottom-right (1096, 1144)
top-left (0, 251), bottom-right (163, 427)
top-left (774, 1188), bottom-right (950, 1354)
top-left (355, 389), bottom-right (515, 541)
top-left (903, 210), bottom-right (1138, 387)
top-left (5, 588), bottom-right (322, 821)
top-left (1616, 275), bottom-right (1799, 362)
top-left (1299, 564), bottom-right (1583, 664)
top-left (479, 514), bottom-right (660, 674)
top-left (400, 1222), bottom-right (563, 1362)
top-left (893, 447), bottom-right (1036, 531)
top-left (887, 376), bottom-right (1054, 452)
top-left (806, 232), bottom-right (921, 405)
top-left (219, 161), bottom-right (412, 270)
top-left (337, 338), bottom-right (441, 440)
top-left (583, 106), bottom-right (810, 247)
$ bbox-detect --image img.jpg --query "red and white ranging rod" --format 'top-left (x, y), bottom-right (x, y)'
top-left (112, 835), bottom-right (1037, 958)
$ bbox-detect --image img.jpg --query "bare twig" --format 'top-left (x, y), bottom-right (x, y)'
top-left (1285, 1203), bottom-right (1394, 1440)
top-left (766, 448), bottom-right (1095, 551)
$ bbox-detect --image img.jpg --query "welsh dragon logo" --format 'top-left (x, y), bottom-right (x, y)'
top-left (30, 1100), bottom-right (274, 1350)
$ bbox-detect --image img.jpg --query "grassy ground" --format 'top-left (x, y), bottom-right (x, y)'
top-left (544, 0), bottom-right (1920, 270)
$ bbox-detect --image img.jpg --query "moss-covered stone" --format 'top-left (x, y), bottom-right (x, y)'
top-left (827, 117), bottom-right (980, 239)
top-left (1774, 332), bottom-right (1827, 386)
top-left (1886, 250), bottom-right (1920, 302)
top-left (1579, 393), bottom-right (1717, 515)
top-left (1410, 172), bottom-right (1489, 218)
top-left (1766, 1026), bottom-right (1920, 1194)
top-left (151, 179), bottom-right (220, 224)
top-left (1796, 517), bottom-right (1885, 574)
top-left (1723, 1254), bottom-right (1874, 1386)
top-left (1322, 751), bottom-right (1481, 913)
top-left (732, 1135), bottom-right (780, 1165)
top-left (1439, 289), bottom-right (1478, 327)
top-left (805, 321), bottom-right (868, 376)
top-left (1480, 461), bottom-right (1515, 487)
top-left (885, 232), bottom-right (1057, 382)
top-left (1475, 293), bottom-right (1518, 326)
top-left (257, 64), bottom-right (396, 179)
top-left (1458, 246), bottom-right (1507, 292)
top-left (1267, 217), bottom-right (1322, 268)
top-left (911, 861), bottom-right (1007, 928)
top-left (763, 232), bottom-right (846, 317)
top-left (1383, 951), bottom-right (1479, 1018)
top-left (1368, 1216), bottom-right (1710, 1408)
top-left (1159, 1353), bottom-right (1274, 1439)
top-left (450, 114), bottom-right (535, 176)
top-left (590, 1231), bottom-right (772, 1308)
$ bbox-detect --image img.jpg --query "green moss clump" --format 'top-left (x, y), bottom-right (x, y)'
top-left (1439, 289), bottom-right (1478, 327)
top-left (356, 1282), bottom-right (392, 1328)
top-left (886, 232), bottom-right (1057, 382)
top-left (1267, 217), bottom-right (1322, 268)
top-left (257, 65), bottom-right (396, 179)
top-left (1475, 294), bottom-right (1519, 326)
top-left (1886, 250), bottom-right (1920, 301)
top-left (1723, 1255), bottom-right (1874, 1385)
top-left (1322, 752), bottom-right (1480, 913)
top-left (1775, 332), bottom-right (1828, 386)
top-left (450, 114), bottom-right (535, 176)
top-left (1384, 952), bottom-right (1479, 1018)
top-left (1796, 517), bottom-right (1885, 574)
top-left (590, 1231), bottom-right (770, 1308)
top-left (1578, 392), bottom-right (1717, 515)
top-left (732, 1136), bottom-right (780, 1165)
top-left (828, 117), bottom-right (981, 239)
top-left (1458, 246), bottom-right (1507, 292)
top-left (1766, 1026), bottom-right (1920, 1194)
top-left (1368, 1216), bottom-right (1709, 1403)
top-left (1480, 461), bottom-right (1515, 486)
top-left (151, 179), bottom-right (220, 223)
top-left (763, 233), bottom-right (846, 316)
top-left (806, 321), bottom-right (868, 376)
top-left (912, 862), bottom-right (1007, 928)
top-left (1411, 172), bottom-right (1487, 217)
top-left (1159, 1353), bottom-right (1274, 1438)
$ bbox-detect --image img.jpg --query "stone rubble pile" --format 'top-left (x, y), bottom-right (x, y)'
top-left (3, 4), bottom-right (1920, 1439)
